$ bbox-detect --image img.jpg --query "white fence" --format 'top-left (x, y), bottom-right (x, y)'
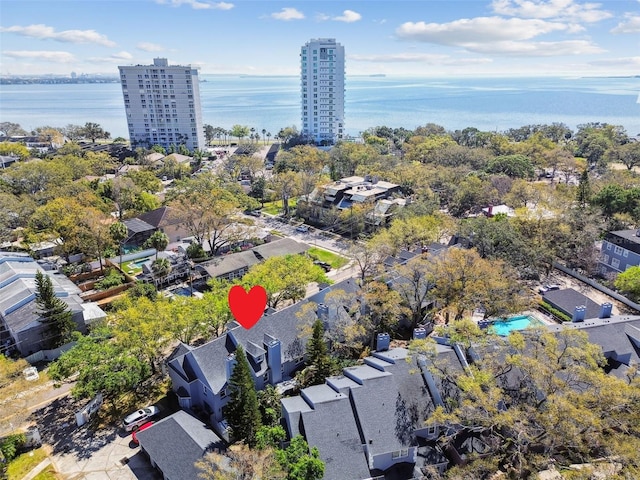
top-left (24, 342), bottom-right (76, 364)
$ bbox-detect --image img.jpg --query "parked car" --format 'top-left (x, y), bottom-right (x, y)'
top-left (123, 405), bottom-right (160, 432)
top-left (539, 284), bottom-right (561, 294)
top-left (295, 225), bottom-right (309, 233)
top-left (313, 260), bottom-right (331, 272)
top-left (131, 421), bottom-right (155, 444)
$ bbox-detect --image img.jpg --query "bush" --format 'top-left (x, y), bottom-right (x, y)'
top-left (0, 433), bottom-right (26, 462)
top-left (538, 301), bottom-right (572, 322)
top-left (95, 269), bottom-right (124, 290)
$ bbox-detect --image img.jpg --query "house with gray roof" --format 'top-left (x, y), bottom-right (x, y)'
top-left (599, 228), bottom-right (640, 276)
top-left (136, 410), bottom-right (224, 480)
top-left (0, 251), bottom-right (106, 357)
top-left (542, 288), bottom-right (602, 320)
top-left (195, 238), bottom-right (311, 282)
top-left (282, 341), bottom-right (455, 479)
top-left (545, 314), bottom-right (640, 379)
top-left (167, 278), bottom-right (359, 433)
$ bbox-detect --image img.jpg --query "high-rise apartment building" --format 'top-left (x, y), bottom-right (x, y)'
top-left (300, 39), bottom-right (345, 145)
top-left (118, 58), bottom-right (205, 151)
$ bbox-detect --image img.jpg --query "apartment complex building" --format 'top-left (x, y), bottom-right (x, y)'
top-left (300, 38), bottom-right (345, 145)
top-left (118, 58), bottom-right (205, 151)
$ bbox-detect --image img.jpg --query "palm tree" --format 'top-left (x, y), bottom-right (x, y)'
top-left (250, 127), bottom-right (256, 143)
top-left (145, 231), bottom-right (169, 260)
top-left (261, 129), bottom-right (266, 145)
top-left (109, 221), bottom-right (128, 269)
top-left (266, 132), bottom-right (271, 144)
top-left (151, 257), bottom-right (172, 286)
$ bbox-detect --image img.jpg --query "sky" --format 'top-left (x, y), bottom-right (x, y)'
top-left (1, 0), bottom-right (639, 77)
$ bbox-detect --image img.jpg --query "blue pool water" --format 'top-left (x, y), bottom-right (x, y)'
top-left (133, 259), bottom-right (150, 267)
top-left (490, 315), bottom-right (542, 336)
top-left (173, 287), bottom-right (194, 297)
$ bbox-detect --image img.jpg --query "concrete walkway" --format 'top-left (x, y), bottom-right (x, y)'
top-left (23, 458), bottom-right (51, 480)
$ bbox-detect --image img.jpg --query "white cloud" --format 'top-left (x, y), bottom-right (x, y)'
top-left (468, 39), bottom-right (604, 55)
top-left (155, 0), bottom-right (234, 10)
top-left (137, 42), bottom-right (164, 52)
top-left (271, 7), bottom-right (304, 21)
top-left (87, 51), bottom-right (134, 63)
top-left (589, 56), bottom-right (640, 67)
top-left (315, 13), bottom-right (331, 21)
top-left (349, 52), bottom-right (492, 65)
top-left (396, 17), bottom-right (570, 44)
top-left (333, 10), bottom-right (362, 23)
top-left (611, 14), bottom-right (640, 34)
top-left (2, 50), bottom-right (76, 63)
top-left (491, 0), bottom-right (612, 23)
top-left (0, 24), bottom-right (115, 46)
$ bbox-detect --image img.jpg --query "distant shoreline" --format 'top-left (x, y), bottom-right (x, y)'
top-left (2, 73), bottom-right (638, 85)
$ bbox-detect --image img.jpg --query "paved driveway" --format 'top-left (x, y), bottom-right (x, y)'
top-left (34, 396), bottom-right (161, 480)
top-left (50, 428), bottom-right (160, 480)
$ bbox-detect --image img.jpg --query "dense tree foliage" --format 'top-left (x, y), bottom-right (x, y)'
top-left (225, 346), bottom-right (262, 447)
top-left (615, 265), bottom-right (640, 302)
top-left (35, 271), bottom-right (76, 348)
top-left (412, 326), bottom-right (640, 479)
top-left (49, 329), bottom-right (150, 400)
top-left (242, 255), bottom-right (328, 309)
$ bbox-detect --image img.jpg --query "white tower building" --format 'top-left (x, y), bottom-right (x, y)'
top-left (300, 39), bottom-right (345, 145)
top-left (118, 58), bottom-right (205, 151)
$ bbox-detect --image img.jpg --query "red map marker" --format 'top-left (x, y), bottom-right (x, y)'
top-left (228, 285), bottom-right (267, 330)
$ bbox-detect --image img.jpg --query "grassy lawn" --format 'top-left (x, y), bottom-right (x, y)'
top-left (120, 258), bottom-right (152, 275)
top-left (32, 466), bottom-right (62, 480)
top-left (261, 198), bottom-right (298, 216)
top-left (307, 247), bottom-right (349, 269)
top-left (6, 447), bottom-right (48, 480)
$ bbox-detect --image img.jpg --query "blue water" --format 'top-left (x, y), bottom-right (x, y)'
top-left (490, 315), bottom-right (542, 336)
top-left (173, 287), bottom-right (194, 297)
top-left (133, 259), bottom-right (150, 267)
top-left (1, 75), bottom-right (638, 139)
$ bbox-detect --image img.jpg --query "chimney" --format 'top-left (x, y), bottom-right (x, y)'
top-left (317, 303), bottom-right (329, 320)
top-left (599, 302), bottom-right (612, 319)
top-left (413, 327), bottom-right (427, 340)
top-left (264, 336), bottom-right (282, 384)
top-left (487, 205), bottom-right (493, 216)
top-left (225, 353), bottom-right (237, 381)
top-left (376, 333), bottom-right (390, 351)
top-left (572, 305), bottom-right (586, 322)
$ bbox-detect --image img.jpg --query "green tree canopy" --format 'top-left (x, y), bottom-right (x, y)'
top-left (486, 154), bottom-right (535, 179)
top-left (35, 271), bottom-right (76, 348)
top-left (412, 327), bottom-right (640, 479)
top-left (242, 255), bottom-right (328, 309)
top-left (615, 265), bottom-right (640, 302)
top-left (225, 345), bottom-right (262, 447)
top-left (49, 329), bottom-right (151, 400)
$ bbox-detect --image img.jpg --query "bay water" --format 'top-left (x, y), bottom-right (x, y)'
top-left (1, 75), bottom-right (638, 139)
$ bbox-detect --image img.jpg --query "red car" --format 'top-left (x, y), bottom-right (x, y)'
top-left (131, 421), bottom-right (154, 445)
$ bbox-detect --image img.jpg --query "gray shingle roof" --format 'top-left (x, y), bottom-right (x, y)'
top-left (545, 315), bottom-right (640, 378)
top-left (136, 410), bottom-right (224, 480)
top-left (170, 278), bottom-right (360, 395)
top-left (301, 393), bottom-right (371, 480)
top-left (543, 288), bottom-right (601, 319)
top-left (198, 250), bottom-right (260, 278)
top-left (251, 238), bottom-right (310, 259)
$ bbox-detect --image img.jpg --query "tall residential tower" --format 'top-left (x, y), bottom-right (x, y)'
top-left (300, 39), bottom-right (345, 145)
top-left (118, 58), bottom-right (205, 151)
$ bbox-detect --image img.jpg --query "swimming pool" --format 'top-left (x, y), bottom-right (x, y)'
top-left (490, 315), bottom-right (543, 336)
top-left (173, 287), bottom-right (194, 297)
